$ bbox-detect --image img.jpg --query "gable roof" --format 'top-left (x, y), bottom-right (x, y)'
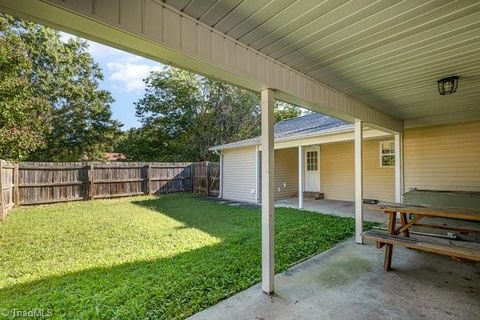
top-left (210, 113), bottom-right (352, 151)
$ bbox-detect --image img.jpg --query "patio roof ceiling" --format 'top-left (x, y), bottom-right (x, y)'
top-left (1, 1), bottom-right (478, 130)
top-left (166, 0), bottom-right (480, 128)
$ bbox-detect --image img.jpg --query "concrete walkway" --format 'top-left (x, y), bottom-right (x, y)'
top-left (209, 197), bottom-right (386, 222)
top-left (189, 240), bottom-right (480, 320)
top-left (276, 198), bottom-right (387, 222)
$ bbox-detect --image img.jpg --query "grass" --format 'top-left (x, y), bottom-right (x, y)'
top-left (0, 194), bottom-right (376, 319)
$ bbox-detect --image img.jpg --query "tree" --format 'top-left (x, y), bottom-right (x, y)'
top-left (274, 101), bottom-right (303, 123)
top-left (0, 23), bottom-right (48, 160)
top-left (0, 14), bottom-right (121, 161)
top-left (115, 127), bottom-right (167, 162)
top-left (118, 67), bottom-right (307, 161)
top-left (117, 68), bottom-right (261, 161)
top-left (182, 80), bottom-right (261, 161)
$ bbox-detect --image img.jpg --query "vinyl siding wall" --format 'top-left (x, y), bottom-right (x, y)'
top-left (320, 140), bottom-right (395, 202)
top-left (320, 142), bottom-right (354, 201)
top-left (222, 147), bottom-right (298, 203)
top-left (274, 148), bottom-right (298, 199)
top-left (363, 140), bottom-right (395, 202)
top-left (222, 141), bottom-right (395, 203)
top-left (222, 146), bottom-right (257, 203)
top-left (221, 121), bottom-right (480, 204)
top-left (404, 121), bottom-right (480, 192)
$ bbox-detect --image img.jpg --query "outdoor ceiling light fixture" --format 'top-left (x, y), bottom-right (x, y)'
top-left (437, 76), bottom-right (458, 95)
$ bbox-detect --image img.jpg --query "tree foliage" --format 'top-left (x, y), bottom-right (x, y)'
top-left (118, 67), bottom-right (305, 161)
top-left (117, 68), bottom-right (259, 161)
top-left (0, 21), bottom-right (48, 160)
top-left (0, 14), bottom-right (303, 162)
top-left (274, 102), bottom-right (302, 123)
top-left (0, 14), bottom-right (121, 161)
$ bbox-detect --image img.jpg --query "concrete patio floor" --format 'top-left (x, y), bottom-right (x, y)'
top-left (189, 239), bottom-right (480, 320)
top-left (276, 198), bottom-right (387, 223)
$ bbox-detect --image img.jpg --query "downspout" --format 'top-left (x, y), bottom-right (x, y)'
top-left (216, 150), bottom-right (223, 199)
top-left (220, 152), bottom-right (223, 199)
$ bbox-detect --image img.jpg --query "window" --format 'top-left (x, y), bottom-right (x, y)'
top-left (379, 141), bottom-right (395, 167)
top-left (306, 151), bottom-right (318, 171)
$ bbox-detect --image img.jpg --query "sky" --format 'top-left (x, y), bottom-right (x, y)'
top-left (60, 32), bottom-right (165, 130)
top-left (59, 32), bottom-right (309, 131)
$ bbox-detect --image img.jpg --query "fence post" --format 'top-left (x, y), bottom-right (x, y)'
top-left (88, 163), bottom-right (95, 200)
top-left (205, 161), bottom-right (209, 196)
top-left (189, 163), bottom-right (193, 193)
top-left (179, 165), bottom-right (184, 193)
top-left (0, 160), bottom-right (4, 220)
top-left (14, 163), bottom-right (19, 207)
top-left (146, 164), bottom-right (152, 195)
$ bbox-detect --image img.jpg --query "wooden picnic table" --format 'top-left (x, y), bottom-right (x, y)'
top-left (364, 202), bottom-right (480, 271)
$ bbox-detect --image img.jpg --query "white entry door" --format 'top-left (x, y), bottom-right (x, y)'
top-left (304, 146), bottom-right (320, 192)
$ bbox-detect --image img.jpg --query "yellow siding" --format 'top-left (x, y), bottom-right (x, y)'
top-left (404, 121), bottom-right (480, 192)
top-left (321, 142), bottom-right (354, 201)
top-left (364, 140), bottom-right (395, 202)
top-left (320, 140), bottom-right (394, 202)
top-left (222, 146), bottom-right (257, 203)
top-left (274, 148), bottom-right (298, 199)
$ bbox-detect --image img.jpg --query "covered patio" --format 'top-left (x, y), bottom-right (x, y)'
top-left (1, 1), bottom-right (479, 318)
top-left (190, 239), bottom-right (480, 320)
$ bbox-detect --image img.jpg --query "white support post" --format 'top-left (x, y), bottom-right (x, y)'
top-left (261, 89), bottom-right (275, 294)
top-left (394, 133), bottom-right (403, 203)
top-left (255, 145), bottom-right (260, 203)
top-left (298, 145), bottom-right (304, 209)
top-left (354, 120), bottom-right (364, 244)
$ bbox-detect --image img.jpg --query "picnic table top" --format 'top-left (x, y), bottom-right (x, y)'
top-left (369, 202), bottom-right (480, 222)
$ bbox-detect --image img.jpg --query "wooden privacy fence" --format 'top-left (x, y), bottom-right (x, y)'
top-left (17, 162), bottom-right (193, 205)
top-left (0, 161), bottom-right (220, 219)
top-left (192, 162), bottom-right (220, 197)
top-left (0, 160), bottom-right (15, 220)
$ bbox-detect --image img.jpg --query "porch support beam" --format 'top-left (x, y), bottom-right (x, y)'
top-left (394, 133), bottom-right (403, 203)
top-left (298, 145), bottom-right (304, 209)
top-left (261, 89), bottom-right (275, 294)
top-left (354, 120), bottom-right (364, 244)
top-left (255, 145), bottom-right (260, 203)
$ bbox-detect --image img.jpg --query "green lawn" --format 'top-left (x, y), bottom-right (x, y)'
top-left (0, 194), bottom-right (375, 319)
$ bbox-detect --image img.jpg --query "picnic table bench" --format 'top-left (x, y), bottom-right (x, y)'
top-left (363, 202), bottom-right (480, 271)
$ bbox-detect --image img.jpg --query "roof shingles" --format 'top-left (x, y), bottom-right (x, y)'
top-left (211, 113), bottom-right (351, 150)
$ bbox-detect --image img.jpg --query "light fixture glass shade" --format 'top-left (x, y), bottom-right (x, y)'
top-left (438, 76), bottom-right (458, 95)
